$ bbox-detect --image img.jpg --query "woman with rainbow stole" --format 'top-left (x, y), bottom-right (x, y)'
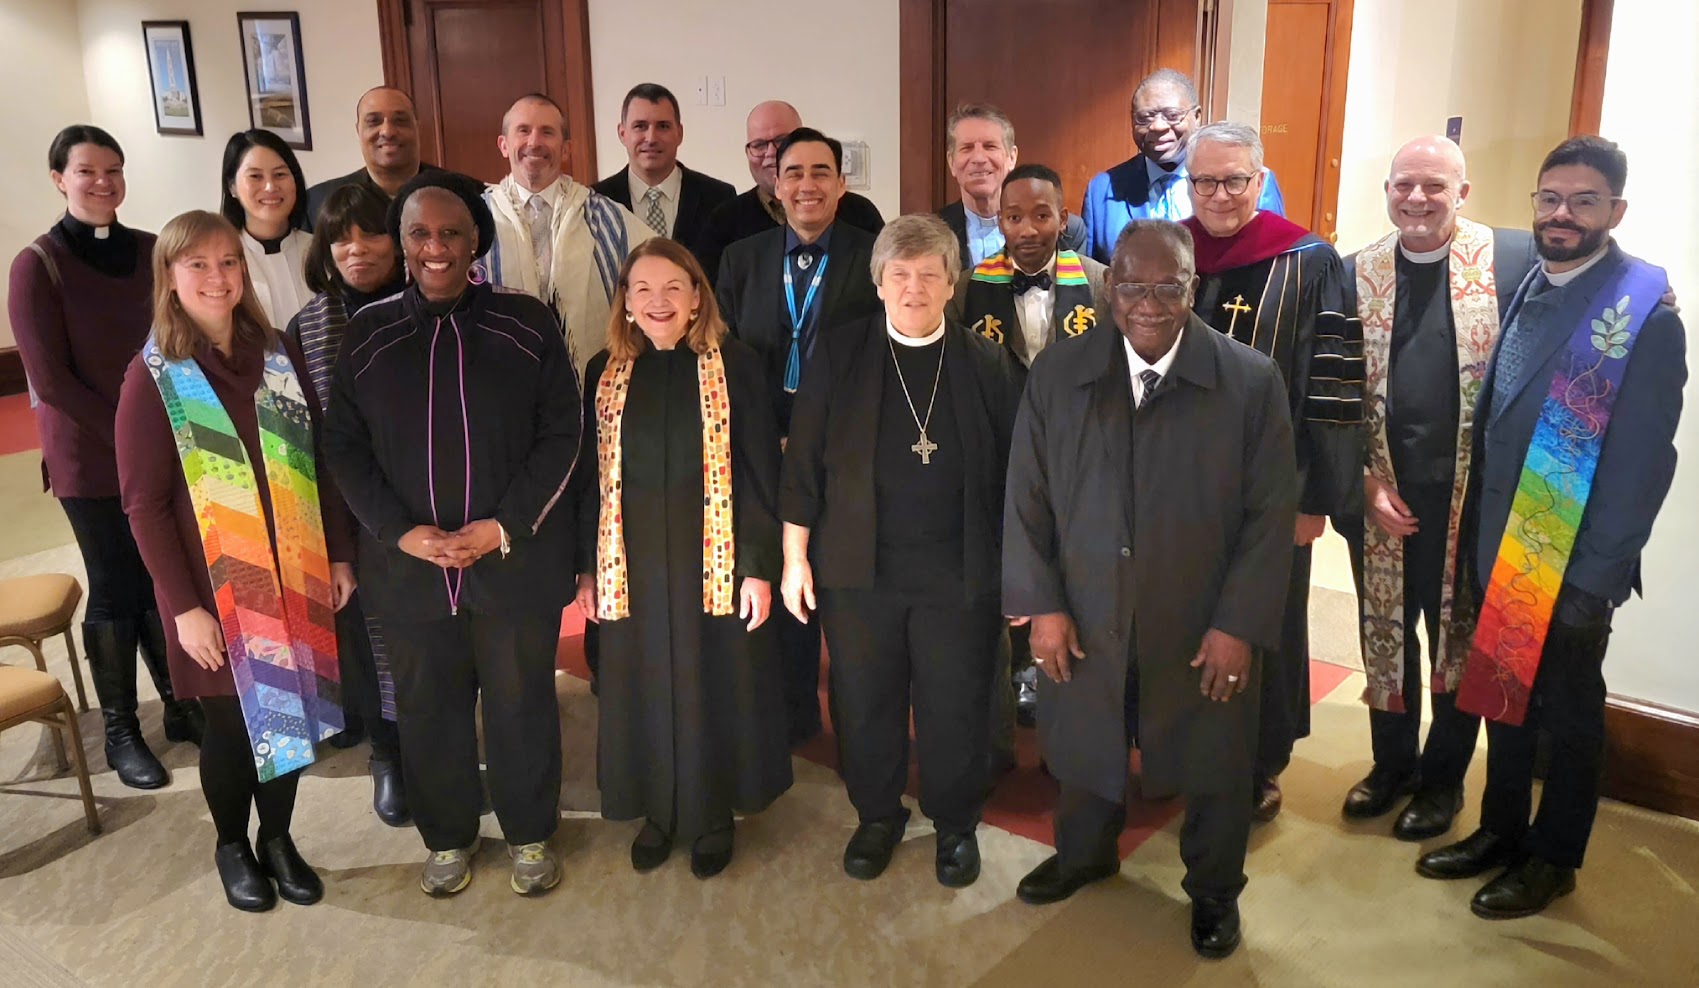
top-left (116, 210), bottom-right (354, 913)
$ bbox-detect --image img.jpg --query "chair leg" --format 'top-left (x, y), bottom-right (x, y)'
top-left (58, 696), bottom-right (101, 835)
top-left (61, 627), bottom-right (89, 713)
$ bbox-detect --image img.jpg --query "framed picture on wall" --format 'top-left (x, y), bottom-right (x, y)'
top-left (142, 20), bottom-right (202, 136)
top-left (237, 12), bottom-right (313, 150)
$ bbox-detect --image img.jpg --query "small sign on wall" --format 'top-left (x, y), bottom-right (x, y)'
top-left (1446, 116), bottom-right (1464, 147)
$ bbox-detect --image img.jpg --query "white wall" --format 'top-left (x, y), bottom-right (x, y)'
top-left (74, 0), bottom-right (385, 235)
top-left (1597, 0), bottom-right (1699, 714)
top-left (0, 1), bottom-right (94, 348)
top-left (585, 0), bottom-right (901, 217)
top-left (1335, 0), bottom-right (1581, 255)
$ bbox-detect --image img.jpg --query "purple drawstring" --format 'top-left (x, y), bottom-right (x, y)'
top-left (425, 316), bottom-right (469, 615)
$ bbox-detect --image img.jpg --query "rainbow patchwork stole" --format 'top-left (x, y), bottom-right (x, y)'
top-left (595, 345), bottom-right (735, 621)
top-left (1455, 259), bottom-right (1667, 725)
top-left (143, 340), bottom-right (342, 781)
top-left (965, 250), bottom-right (1098, 358)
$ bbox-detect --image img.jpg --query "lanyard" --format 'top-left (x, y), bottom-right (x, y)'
top-left (784, 252), bottom-right (830, 336)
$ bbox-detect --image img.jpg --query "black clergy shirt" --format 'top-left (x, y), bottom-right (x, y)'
top-left (874, 333), bottom-right (964, 598)
top-left (1387, 251), bottom-right (1460, 487)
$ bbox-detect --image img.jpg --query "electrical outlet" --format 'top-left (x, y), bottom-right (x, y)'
top-left (709, 76), bottom-right (726, 107)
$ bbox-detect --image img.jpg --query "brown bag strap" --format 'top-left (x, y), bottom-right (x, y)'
top-left (26, 240), bottom-right (61, 290)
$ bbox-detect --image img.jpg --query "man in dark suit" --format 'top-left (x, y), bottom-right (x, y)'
top-left (716, 127), bottom-right (882, 747)
top-left (1004, 219), bottom-right (1296, 959)
top-left (1339, 136), bottom-right (1539, 845)
top-left (1417, 136), bottom-right (1685, 920)
top-left (698, 100), bottom-right (885, 283)
top-left (591, 83), bottom-right (736, 267)
top-left (935, 103), bottom-right (1086, 270)
top-left (305, 86), bottom-right (441, 231)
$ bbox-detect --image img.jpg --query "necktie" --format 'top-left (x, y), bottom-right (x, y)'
top-left (1012, 270), bottom-right (1053, 295)
top-left (642, 187), bottom-right (666, 236)
top-left (525, 194), bottom-right (553, 288)
top-left (1138, 369), bottom-right (1162, 407)
top-left (1151, 174), bottom-right (1179, 221)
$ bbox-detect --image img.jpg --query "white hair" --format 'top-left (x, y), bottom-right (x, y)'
top-left (1190, 121), bottom-right (1264, 171)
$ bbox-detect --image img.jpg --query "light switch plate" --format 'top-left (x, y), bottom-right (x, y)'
top-left (841, 140), bottom-right (870, 190)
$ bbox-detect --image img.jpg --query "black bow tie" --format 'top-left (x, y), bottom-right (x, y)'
top-left (1011, 270), bottom-right (1052, 295)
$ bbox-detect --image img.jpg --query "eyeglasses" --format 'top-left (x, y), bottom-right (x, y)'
top-left (1112, 282), bottom-right (1189, 304)
top-left (1134, 106), bottom-right (1197, 127)
top-left (1531, 191), bottom-right (1619, 215)
top-left (745, 138), bottom-right (779, 156)
top-left (1189, 174), bottom-right (1255, 198)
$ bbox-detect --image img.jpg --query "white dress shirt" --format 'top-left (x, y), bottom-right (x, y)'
top-left (1013, 255), bottom-right (1055, 368)
top-left (1123, 325), bottom-right (1184, 406)
top-left (507, 176), bottom-right (567, 297)
top-left (628, 165), bottom-right (683, 237)
top-left (240, 229), bottom-right (313, 329)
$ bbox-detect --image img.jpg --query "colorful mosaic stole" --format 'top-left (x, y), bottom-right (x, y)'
top-left (594, 345), bottom-right (735, 620)
top-left (1356, 219), bottom-right (1499, 711)
top-left (964, 250), bottom-right (1098, 358)
top-left (1456, 259), bottom-right (1666, 725)
top-left (142, 340), bottom-right (342, 781)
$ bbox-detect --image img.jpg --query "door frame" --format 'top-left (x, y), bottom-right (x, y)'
top-left (374, 0), bottom-right (599, 182)
top-left (1568, 0), bottom-right (1612, 135)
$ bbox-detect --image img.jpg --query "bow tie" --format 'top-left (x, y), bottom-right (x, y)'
top-left (1011, 270), bottom-right (1052, 295)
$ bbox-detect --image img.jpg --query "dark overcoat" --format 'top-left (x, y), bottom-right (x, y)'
top-left (1002, 314), bottom-right (1297, 801)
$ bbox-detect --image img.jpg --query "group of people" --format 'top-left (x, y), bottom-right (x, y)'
top-left (6, 64), bottom-right (1683, 961)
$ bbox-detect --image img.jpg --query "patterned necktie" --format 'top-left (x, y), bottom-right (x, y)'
top-left (525, 194), bottom-right (553, 288)
top-left (1138, 369), bottom-right (1162, 407)
top-left (642, 187), bottom-right (666, 236)
top-left (1492, 275), bottom-right (1552, 411)
top-left (1151, 173), bottom-right (1179, 221)
top-left (1012, 270), bottom-right (1053, 295)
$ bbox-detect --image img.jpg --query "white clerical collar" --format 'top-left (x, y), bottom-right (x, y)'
top-left (1542, 245), bottom-right (1610, 287)
top-left (1399, 239), bottom-right (1450, 264)
top-left (1014, 253), bottom-right (1057, 277)
top-left (887, 318), bottom-right (947, 346)
top-left (1124, 325), bottom-right (1184, 377)
top-left (631, 164), bottom-right (682, 204)
top-left (93, 225), bottom-right (111, 240)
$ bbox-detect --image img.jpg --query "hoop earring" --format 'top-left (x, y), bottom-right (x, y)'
top-left (689, 310), bottom-right (699, 321)
top-left (625, 312), bottom-right (636, 324)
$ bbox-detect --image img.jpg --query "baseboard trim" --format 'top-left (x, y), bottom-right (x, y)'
top-left (0, 348), bottom-right (25, 397)
top-left (1603, 694), bottom-right (1699, 822)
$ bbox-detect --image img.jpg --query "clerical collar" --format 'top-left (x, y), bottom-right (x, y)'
top-left (887, 318), bottom-right (946, 346)
top-left (55, 212), bottom-right (137, 278)
top-left (245, 229), bottom-right (289, 255)
top-left (1542, 244), bottom-right (1611, 287)
top-left (1398, 239), bottom-right (1450, 264)
top-left (785, 223), bottom-right (834, 254)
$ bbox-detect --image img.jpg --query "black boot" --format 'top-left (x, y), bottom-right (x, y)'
top-left (85, 619), bottom-right (168, 789)
top-left (215, 840), bottom-right (277, 912)
top-left (370, 756), bottom-right (411, 826)
top-left (139, 610), bottom-right (205, 747)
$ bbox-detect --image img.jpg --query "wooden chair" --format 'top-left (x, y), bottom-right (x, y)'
top-left (0, 574), bottom-right (87, 711)
top-left (0, 665), bottom-right (100, 833)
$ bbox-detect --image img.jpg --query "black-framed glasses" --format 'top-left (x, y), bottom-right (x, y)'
top-left (745, 138), bottom-right (779, 156)
top-left (1189, 174), bottom-right (1255, 198)
top-left (1134, 106), bottom-right (1197, 127)
top-left (1113, 282), bottom-right (1189, 304)
top-left (1531, 191), bottom-right (1619, 215)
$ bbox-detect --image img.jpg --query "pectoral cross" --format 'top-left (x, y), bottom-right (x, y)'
top-left (1222, 294), bottom-right (1253, 337)
top-left (911, 430), bottom-right (938, 464)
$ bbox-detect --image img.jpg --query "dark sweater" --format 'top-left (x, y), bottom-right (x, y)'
top-left (7, 220), bottom-right (156, 497)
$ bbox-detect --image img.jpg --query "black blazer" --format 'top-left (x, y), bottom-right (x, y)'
top-left (699, 188), bottom-right (886, 288)
top-left (780, 314), bottom-right (1021, 603)
top-left (937, 200), bottom-right (1088, 271)
top-left (592, 162), bottom-right (737, 264)
top-left (715, 223), bottom-right (882, 434)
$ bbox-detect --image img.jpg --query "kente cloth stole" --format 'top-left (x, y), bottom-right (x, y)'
top-left (965, 250), bottom-right (1098, 361)
top-left (142, 340), bottom-right (342, 781)
top-left (1356, 218), bottom-right (1499, 711)
top-left (1456, 259), bottom-right (1667, 726)
top-left (595, 345), bottom-right (735, 620)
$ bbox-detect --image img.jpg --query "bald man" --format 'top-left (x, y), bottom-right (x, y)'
top-left (697, 100), bottom-right (886, 283)
top-left (1340, 136), bottom-right (1537, 841)
top-left (305, 86), bottom-right (442, 230)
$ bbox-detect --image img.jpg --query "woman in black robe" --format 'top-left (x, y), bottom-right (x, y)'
top-left (575, 238), bottom-right (792, 879)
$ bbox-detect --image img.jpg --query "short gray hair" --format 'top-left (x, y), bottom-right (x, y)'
top-left (1190, 121), bottom-right (1263, 171)
top-left (870, 214), bottom-right (961, 284)
top-left (945, 102), bottom-right (1015, 156)
top-left (1111, 219), bottom-right (1195, 277)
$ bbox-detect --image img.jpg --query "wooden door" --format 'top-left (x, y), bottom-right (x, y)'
top-left (376, 0), bottom-right (597, 184)
top-left (1258, 0), bottom-right (1352, 239)
top-left (901, 0), bottom-right (1203, 214)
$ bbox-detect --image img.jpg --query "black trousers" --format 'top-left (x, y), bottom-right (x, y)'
top-left (818, 587), bottom-right (1001, 835)
top-left (1255, 545), bottom-right (1312, 780)
top-left (778, 602), bottom-right (824, 741)
top-left (1479, 598), bottom-right (1611, 869)
top-left (335, 591), bottom-right (400, 761)
top-left (991, 623), bottom-right (1033, 756)
top-left (1055, 660), bottom-right (1252, 901)
top-left (385, 609), bottom-right (562, 851)
top-left (199, 695), bottom-right (300, 847)
top-left (59, 496), bottom-right (155, 622)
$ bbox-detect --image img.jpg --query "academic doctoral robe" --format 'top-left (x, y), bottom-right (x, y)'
top-left (577, 339), bottom-right (793, 840)
top-left (1002, 316), bottom-right (1296, 801)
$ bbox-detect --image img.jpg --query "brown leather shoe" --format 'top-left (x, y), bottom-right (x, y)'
top-left (1252, 776), bottom-right (1283, 823)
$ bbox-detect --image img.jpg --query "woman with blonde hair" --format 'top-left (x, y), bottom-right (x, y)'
top-left (116, 210), bottom-right (354, 912)
top-left (575, 237), bottom-right (792, 878)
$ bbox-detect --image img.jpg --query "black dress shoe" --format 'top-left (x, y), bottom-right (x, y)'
top-left (1342, 764), bottom-right (1420, 819)
top-left (1014, 672), bottom-right (1039, 729)
top-left (631, 821), bottom-right (673, 872)
top-left (1416, 828), bottom-right (1520, 879)
top-left (935, 831), bottom-right (980, 888)
top-left (842, 811), bottom-right (910, 880)
top-left (216, 841), bottom-right (277, 913)
top-left (690, 830), bottom-right (735, 880)
top-left (328, 713), bottom-right (366, 750)
top-left (1393, 786), bottom-right (1463, 842)
top-left (1015, 853), bottom-right (1119, 905)
top-left (370, 757), bottom-right (411, 827)
top-left (1191, 896), bottom-right (1242, 959)
top-left (1252, 776), bottom-right (1283, 823)
top-left (1470, 856), bottom-right (1576, 919)
top-left (258, 835), bottom-right (323, 905)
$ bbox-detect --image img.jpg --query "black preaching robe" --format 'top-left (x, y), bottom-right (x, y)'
top-left (576, 339), bottom-right (792, 841)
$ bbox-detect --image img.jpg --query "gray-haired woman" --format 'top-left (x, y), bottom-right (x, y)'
top-left (778, 213), bottom-right (1020, 888)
